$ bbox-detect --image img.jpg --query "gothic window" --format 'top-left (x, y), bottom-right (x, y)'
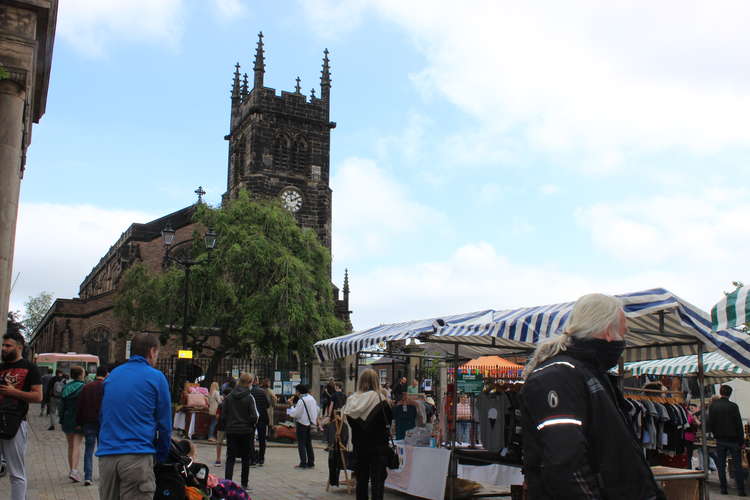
top-left (292, 136), bottom-right (309, 171)
top-left (273, 133), bottom-right (292, 169)
top-left (84, 326), bottom-right (110, 365)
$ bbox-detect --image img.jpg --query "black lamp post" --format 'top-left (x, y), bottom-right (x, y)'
top-left (161, 222), bottom-right (217, 349)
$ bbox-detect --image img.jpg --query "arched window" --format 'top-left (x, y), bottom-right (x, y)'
top-left (273, 133), bottom-right (292, 169)
top-left (293, 136), bottom-right (309, 171)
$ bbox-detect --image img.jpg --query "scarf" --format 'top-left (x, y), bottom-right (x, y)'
top-left (341, 390), bottom-right (384, 421)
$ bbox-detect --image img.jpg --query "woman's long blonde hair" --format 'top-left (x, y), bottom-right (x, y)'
top-left (523, 293), bottom-right (623, 378)
top-left (358, 368), bottom-right (385, 395)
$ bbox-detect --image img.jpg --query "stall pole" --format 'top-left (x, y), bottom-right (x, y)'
top-left (697, 343), bottom-right (709, 500)
top-left (449, 343), bottom-right (459, 500)
top-left (355, 351), bottom-right (362, 388)
top-left (618, 357), bottom-right (625, 392)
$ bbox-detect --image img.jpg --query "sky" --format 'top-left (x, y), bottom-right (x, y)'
top-left (9, 0), bottom-right (750, 332)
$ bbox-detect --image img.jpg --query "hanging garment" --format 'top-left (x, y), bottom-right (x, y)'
top-left (475, 392), bottom-right (508, 453)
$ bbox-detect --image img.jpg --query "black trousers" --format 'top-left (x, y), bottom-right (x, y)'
top-left (716, 440), bottom-right (746, 493)
top-left (296, 423), bottom-right (314, 466)
top-left (253, 418), bottom-right (268, 464)
top-left (355, 452), bottom-right (388, 500)
top-left (225, 433), bottom-right (252, 487)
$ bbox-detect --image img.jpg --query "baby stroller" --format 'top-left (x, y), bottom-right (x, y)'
top-left (154, 439), bottom-right (210, 500)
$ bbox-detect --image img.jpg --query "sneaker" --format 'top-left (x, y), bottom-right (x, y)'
top-left (47, 425), bottom-right (54, 431)
top-left (294, 464), bottom-right (307, 469)
top-left (69, 469), bottom-right (81, 482)
top-left (214, 461), bottom-right (221, 467)
top-left (84, 480), bottom-right (92, 486)
top-left (0, 461), bottom-right (6, 478)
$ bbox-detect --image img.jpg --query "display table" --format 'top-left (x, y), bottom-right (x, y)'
top-left (173, 408), bottom-right (210, 439)
top-left (651, 466), bottom-right (704, 500)
top-left (458, 463), bottom-right (523, 490)
top-left (385, 443), bottom-right (452, 500)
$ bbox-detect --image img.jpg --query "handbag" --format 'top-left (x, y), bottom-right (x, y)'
top-left (186, 393), bottom-right (207, 408)
top-left (377, 393), bottom-right (400, 470)
top-left (0, 393), bottom-right (26, 440)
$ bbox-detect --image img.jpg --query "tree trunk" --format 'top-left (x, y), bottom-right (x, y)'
top-left (204, 347), bottom-right (226, 388)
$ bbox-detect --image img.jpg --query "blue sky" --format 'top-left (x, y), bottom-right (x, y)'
top-left (10, 0), bottom-right (750, 330)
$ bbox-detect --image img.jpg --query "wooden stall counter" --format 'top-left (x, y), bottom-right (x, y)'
top-left (651, 466), bottom-right (704, 500)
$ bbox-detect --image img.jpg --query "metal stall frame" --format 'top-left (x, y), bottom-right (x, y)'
top-left (354, 326), bottom-right (711, 500)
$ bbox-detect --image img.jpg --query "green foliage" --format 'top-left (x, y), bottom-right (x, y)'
top-left (0, 65), bottom-right (9, 80)
top-left (115, 191), bottom-right (344, 357)
top-left (23, 291), bottom-right (54, 336)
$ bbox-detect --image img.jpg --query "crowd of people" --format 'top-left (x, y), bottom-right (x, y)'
top-left (2, 294), bottom-right (750, 500)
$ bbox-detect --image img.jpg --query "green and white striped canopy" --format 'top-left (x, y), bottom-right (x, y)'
top-left (623, 351), bottom-right (749, 378)
top-left (712, 286), bottom-right (750, 332)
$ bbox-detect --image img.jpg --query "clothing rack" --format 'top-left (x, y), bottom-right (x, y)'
top-left (623, 387), bottom-right (684, 404)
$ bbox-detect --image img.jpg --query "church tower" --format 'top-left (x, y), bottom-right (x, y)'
top-left (224, 33), bottom-right (335, 250)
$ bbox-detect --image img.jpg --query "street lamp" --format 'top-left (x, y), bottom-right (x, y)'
top-left (161, 223), bottom-right (217, 349)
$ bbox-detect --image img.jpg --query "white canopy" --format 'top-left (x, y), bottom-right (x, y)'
top-left (314, 288), bottom-right (750, 372)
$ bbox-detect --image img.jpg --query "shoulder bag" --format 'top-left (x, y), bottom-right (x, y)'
top-left (300, 396), bottom-right (317, 431)
top-left (377, 393), bottom-right (400, 469)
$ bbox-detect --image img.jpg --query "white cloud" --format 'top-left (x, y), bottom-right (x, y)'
top-left (576, 188), bottom-right (750, 266)
top-left (213, 0), bottom-right (247, 20)
top-left (347, 239), bottom-right (735, 331)
top-left (331, 157), bottom-right (449, 261)
top-left (58, 0), bottom-right (185, 57)
top-left (315, 1), bottom-right (750, 170)
top-left (299, 0), bottom-right (370, 40)
top-left (9, 203), bottom-right (157, 313)
top-left (539, 184), bottom-right (560, 195)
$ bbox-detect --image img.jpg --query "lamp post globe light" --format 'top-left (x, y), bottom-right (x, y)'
top-left (161, 222), bottom-right (217, 349)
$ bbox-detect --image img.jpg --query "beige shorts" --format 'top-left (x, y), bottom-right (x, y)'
top-left (216, 430), bottom-right (225, 444)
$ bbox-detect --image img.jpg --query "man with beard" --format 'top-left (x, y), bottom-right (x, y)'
top-left (521, 294), bottom-right (665, 500)
top-left (0, 331), bottom-right (42, 500)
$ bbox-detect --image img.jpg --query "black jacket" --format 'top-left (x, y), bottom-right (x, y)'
top-left (250, 385), bottom-right (269, 422)
top-left (221, 386), bottom-right (259, 435)
top-left (521, 341), bottom-right (665, 500)
top-left (346, 400), bottom-right (393, 458)
top-left (708, 397), bottom-right (744, 444)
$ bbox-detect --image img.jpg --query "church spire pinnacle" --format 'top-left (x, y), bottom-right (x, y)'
top-left (320, 48), bottom-right (331, 96)
top-left (294, 76), bottom-right (301, 94)
top-left (241, 73), bottom-right (249, 99)
top-left (231, 62), bottom-right (241, 101)
top-left (253, 31), bottom-right (265, 89)
top-left (343, 268), bottom-right (350, 295)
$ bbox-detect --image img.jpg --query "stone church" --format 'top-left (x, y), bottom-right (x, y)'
top-left (29, 34), bottom-right (352, 366)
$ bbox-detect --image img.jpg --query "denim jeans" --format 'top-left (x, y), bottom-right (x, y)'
top-left (207, 415), bottom-right (217, 439)
top-left (716, 440), bottom-right (746, 493)
top-left (83, 423), bottom-right (99, 482)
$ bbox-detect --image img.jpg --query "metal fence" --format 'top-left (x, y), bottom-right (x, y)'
top-left (155, 355), bottom-right (313, 402)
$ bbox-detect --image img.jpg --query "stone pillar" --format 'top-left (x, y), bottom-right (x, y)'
top-left (343, 354), bottom-right (356, 395)
top-left (0, 80), bottom-right (25, 338)
top-left (311, 357), bottom-right (321, 403)
top-left (406, 346), bottom-right (422, 386)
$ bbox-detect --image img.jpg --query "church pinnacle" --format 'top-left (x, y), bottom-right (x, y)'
top-left (320, 48), bottom-right (331, 101)
top-left (241, 73), bottom-right (249, 99)
top-left (231, 62), bottom-right (241, 101)
top-left (253, 31), bottom-right (265, 89)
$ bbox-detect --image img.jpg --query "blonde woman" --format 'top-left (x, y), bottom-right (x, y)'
top-left (207, 381), bottom-right (222, 442)
top-left (342, 369), bottom-right (393, 500)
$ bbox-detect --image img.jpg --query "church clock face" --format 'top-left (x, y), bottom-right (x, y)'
top-left (280, 188), bottom-right (303, 213)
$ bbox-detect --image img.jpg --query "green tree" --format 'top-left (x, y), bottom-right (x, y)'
top-left (115, 191), bottom-right (344, 380)
top-left (23, 291), bottom-right (54, 338)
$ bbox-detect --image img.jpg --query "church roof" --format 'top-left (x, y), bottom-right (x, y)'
top-left (78, 204), bottom-right (196, 294)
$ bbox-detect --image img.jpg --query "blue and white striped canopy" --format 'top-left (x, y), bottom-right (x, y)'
top-left (314, 288), bottom-right (750, 372)
top-left (623, 351), bottom-right (749, 378)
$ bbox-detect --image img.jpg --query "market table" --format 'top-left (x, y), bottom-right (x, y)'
top-left (385, 443), bottom-right (452, 500)
top-left (651, 466), bottom-right (704, 500)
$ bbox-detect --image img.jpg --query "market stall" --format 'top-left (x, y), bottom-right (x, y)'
top-left (315, 288), bottom-right (750, 500)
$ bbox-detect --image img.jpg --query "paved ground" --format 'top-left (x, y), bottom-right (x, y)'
top-left (13, 404), bottom-right (750, 499)
top-left (20, 405), bottom-right (407, 500)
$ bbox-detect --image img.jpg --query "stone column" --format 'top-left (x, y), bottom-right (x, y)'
top-left (0, 80), bottom-right (25, 338)
top-left (310, 357), bottom-right (321, 403)
top-left (343, 354), bottom-right (356, 394)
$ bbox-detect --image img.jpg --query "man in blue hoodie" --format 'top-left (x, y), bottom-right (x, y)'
top-left (97, 332), bottom-right (172, 500)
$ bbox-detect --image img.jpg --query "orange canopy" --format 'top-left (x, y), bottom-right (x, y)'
top-left (459, 356), bottom-right (523, 377)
